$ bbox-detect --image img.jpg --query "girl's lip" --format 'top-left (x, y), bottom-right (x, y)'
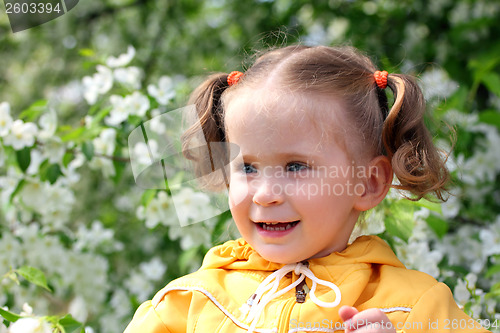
top-left (251, 219), bottom-right (300, 224)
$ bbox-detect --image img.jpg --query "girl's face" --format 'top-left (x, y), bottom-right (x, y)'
top-left (225, 92), bottom-right (366, 264)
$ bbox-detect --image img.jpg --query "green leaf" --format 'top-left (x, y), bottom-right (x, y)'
top-left (60, 127), bottom-right (86, 142)
top-left (60, 126), bottom-right (101, 143)
top-left (40, 163), bottom-right (63, 184)
top-left (486, 264), bottom-right (500, 278)
top-left (58, 314), bottom-right (83, 333)
top-left (79, 48), bottom-right (95, 57)
top-left (62, 152), bottom-right (74, 168)
top-left (18, 100), bottom-right (48, 122)
top-left (414, 198), bottom-right (442, 213)
top-left (92, 106), bottom-right (112, 122)
top-left (110, 158), bottom-right (125, 184)
top-left (140, 189), bottom-right (157, 206)
top-left (481, 72), bottom-right (500, 96)
top-left (16, 266), bottom-right (51, 292)
top-left (9, 179), bottom-right (26, 204)
top-left (15, 147), bottom-right (31, 172)
top-left (82, 141), bottom-right (95, 161)
top-left (425, 214), bottom-right (449, 239)
top-left (384, 200), bottom-right (415, 242)
top-left (0, 307), bottom-right (22, 322)
top-left (479, 110), bottom-right (500, 130)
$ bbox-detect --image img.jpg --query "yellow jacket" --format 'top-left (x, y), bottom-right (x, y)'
top-left (124, 236), bottom-right (491, 333)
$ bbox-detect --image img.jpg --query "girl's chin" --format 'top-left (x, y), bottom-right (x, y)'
top-left (253, 244), bottom-right (309, 264)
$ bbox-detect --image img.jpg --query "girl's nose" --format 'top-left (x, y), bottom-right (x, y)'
top-left (252, 179), bottom-right (284, 206)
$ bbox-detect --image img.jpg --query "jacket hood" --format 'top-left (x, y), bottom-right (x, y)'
top-left (200, 235), bottom-right (405, 273)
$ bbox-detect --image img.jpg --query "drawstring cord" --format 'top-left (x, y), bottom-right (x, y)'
top-left (240, 262), bottom-right (341, 333)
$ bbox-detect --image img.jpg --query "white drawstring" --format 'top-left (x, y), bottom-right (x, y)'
top-left (240, 262), bottom-right (341, 333)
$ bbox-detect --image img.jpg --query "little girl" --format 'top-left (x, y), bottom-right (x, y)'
top-left (125, 45), bottom-right (490, 333)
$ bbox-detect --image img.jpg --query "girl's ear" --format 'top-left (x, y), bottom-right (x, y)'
top-left (354, 155), bottom-right (393, 211)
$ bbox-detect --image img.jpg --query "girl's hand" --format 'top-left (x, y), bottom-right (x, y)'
top-left (339, 306), bottom-right (396, 333)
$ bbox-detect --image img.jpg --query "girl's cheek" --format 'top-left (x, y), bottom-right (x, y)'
top-left (228, 177), bottom-right (251, 208)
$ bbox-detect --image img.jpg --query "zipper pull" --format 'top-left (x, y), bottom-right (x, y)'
top-left (295, 279), bottom-right (307, 303)
top-left (295, 261), bottom-right (309, 303)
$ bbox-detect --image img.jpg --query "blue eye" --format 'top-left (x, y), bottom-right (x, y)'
top-left (242, 164), bottom-right (257, 174)
top-left (287, 162), bottom-right (308, 172)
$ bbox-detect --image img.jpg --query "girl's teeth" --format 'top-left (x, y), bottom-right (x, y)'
top-left (261, 222), bottom-right (297, 231)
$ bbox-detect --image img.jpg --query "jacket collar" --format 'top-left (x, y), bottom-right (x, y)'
top-left (200, 235), bottom-right (405, 274)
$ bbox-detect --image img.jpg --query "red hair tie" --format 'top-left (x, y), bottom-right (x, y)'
top-left (227, 71), bottom-right (244, 86)
top-left (374, 70), bottom-right (388, 89)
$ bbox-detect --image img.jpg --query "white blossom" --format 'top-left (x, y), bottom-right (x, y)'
top-left (110, 289), bottom-right (132, 319)
top-left (147, 76), bottom-right (176, 105)
top-left (20, 303), bottom-right (33, 316)
top-left (479, 217), bottom-right (500, 256)
top-left (7, 317), bottom-right (52, 333)
top-left (26, 149), bottom-right (44, 175)
top-left (171, 187), bottom-right (213, 225)
top-left (420, 68), bottom-right (458, 101)
top-left (114, 67), bottom-right (142, 90)
top-left (0, 101), bottom-right (13, 137)
top-left (127, 91), bottom-right (150, 117)
top-left (397, 240), bottom-right (443, 278)
top-left (69, 296), bottom-right (88, 323)
top-left (37, 109), bottom-right (57, 141)
top-left (82, 65), bottom-right (113, 105)
top-left (454, 279), bottom-right (471, 305)
top-left (74, 220), bottom-right (122, 253)
top-left (42, 137), bottom-right (65, 164)
top-left (139, 257), bottom-right (166, 281)
top-left (84, 115), bottom-right (93, 129)
top-left (89, 128), bottom-right (117, 177)
top-left (168, 224), bottom-right (211, 251)
top-left (17, 181), bottom-right (75, 230)
top-left (105, 92), bottom-right (149, 126)
top-left (148, 109), bottom-right (167, 134)
top-left (88, 157), bottom-right (115, 178)
top-left (132, 140), bottom-right (159, 166)
top-left (93, 128), bottom-right (116, 155)
top-left (124, 270), bottom-right (153, 302)
top-left (441, 194), bottom-right (460, 219)
top-left (20, 179), bottom-right (47, 209)
top-left (105, 95), bottom-right (131, 126)
top-left (0, 232), bottom-right (22, 273)
top-left (443, 109), bottom-right (479, 129)
top-left (136, 191), bottom-right (177, 229)
top-left (106, 45), bottom-right (136, 68)
top-left (3, 119), bottom-right (38, 150)
top-left (437, 226), bottom-right (487, 273)
top-left (60, 152), bottom-right (85, 184)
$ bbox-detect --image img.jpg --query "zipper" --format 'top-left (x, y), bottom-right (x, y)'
top-left (277, 297), bottom-right (295, 333)
top-left (277, 261), bottom-right (310, 333)
top-left (295, 261), bottom-right (309, 303)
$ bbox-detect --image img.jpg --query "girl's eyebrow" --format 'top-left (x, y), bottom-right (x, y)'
top-left (241, 152), bottom-right (317, 162)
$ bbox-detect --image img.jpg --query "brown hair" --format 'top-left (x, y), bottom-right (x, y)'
top-left (182, 45), bottom-right (450, 200)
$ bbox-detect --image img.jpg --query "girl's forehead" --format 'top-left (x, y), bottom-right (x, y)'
top-left (224, 88), bottom-right (348, 135)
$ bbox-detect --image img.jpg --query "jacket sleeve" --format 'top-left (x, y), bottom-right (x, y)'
top-left (124, 300), bottom-right (171, 333)
top-left (402, 282), bottom-right (491, 333)
top-left (123, 289), bottom-right (204, 333)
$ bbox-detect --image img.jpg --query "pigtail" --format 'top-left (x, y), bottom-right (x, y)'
top-left (382, 74), bottom-right (450, 201)
top-left (181, 73), bottom-right (231, 191)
